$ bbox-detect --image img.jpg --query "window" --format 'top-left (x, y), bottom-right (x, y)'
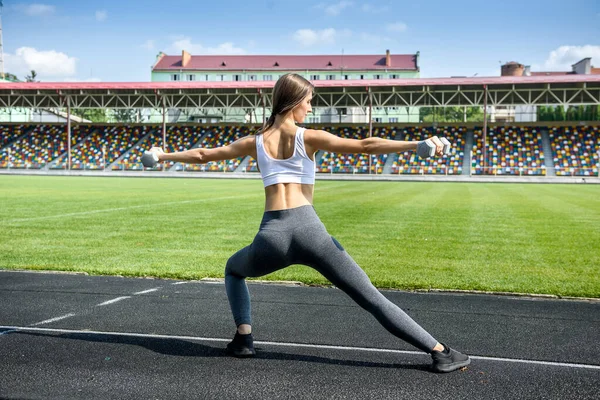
top-left (359, 74), bottom-right (365, 80)
top-left (217, 75), bottom-right (225, 81)
top-left (233, 75), bottom-right (242, 81)
top-left (187, 74), bottom-right (196, 81)
top-left (389, 74), bottom-right (400, 79)
top-left (171, 74), bottom-right (180, 81)
top-left (389, 118), bottom-right (398, 123)
top-left (389, 106), bottom-right (398, 111)
top-left (310, 75), bottom-right (320, 80)
top-left (248, 75), bottom-right (257, 81)
top-left (374, 74), bottom-right (382, 79)
top-left (326, 74), bottom-right (335, 80)
top-left (343, 75), bottom-right (349, 80)
top-left (263, 75), bottom-right (273, 81)
top-left (373, 117), bottom-right (383, 123)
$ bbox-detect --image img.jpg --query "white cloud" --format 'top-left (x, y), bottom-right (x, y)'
top-left (95, 10), bottom-right (107, 22)
top-left (315, 1), bottom-right (353, 16)
top-left (359, 32), bottom-right (393, 45)
top-left (361, 3), bottom-right (389, 13)
top-left (541, 45), bottom-right (600, 70)
top-left (14, 3), bottom-right (56, 16)
top-left (141, 40), bottom-right (155, 51)
top-left (293, 28), bottom-right (342, 47)
top-left (386, 22), bottom-right (407, 33)
top-left (168, 37), bottom-right (246, 55)
top-left (5, 47), bottom-right (77, 79)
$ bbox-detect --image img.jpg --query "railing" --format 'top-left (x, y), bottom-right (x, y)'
top-left (471, 166), bottom-right (547, 176)
top-left (554, 167), bottom-right (599, 177)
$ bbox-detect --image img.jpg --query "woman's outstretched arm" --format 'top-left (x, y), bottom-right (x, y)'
top-left (305, 129), bottom-right (446, 156)
top-left (149, 135), bottom-right (255, 164)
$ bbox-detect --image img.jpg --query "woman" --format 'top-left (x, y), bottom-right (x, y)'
top-left (144, 73), bottom-right (470, 373)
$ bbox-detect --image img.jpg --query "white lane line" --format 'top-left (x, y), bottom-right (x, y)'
top-left (133, 288), bottom-right (161, 295)
top-left (30, 313), bottom-right (77, 326)
top-left (96, 296), bottom-right (131, 306)
top-left (5, 195), bottom-right (258, 223)
top-left (171, 282), bottom-right (188, 285)
top-left (1, 325), bottom-right (598, 371)
top-left (0, 329), bottom-right (17, 336)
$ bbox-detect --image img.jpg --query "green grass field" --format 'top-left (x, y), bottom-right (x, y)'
top-left (1, 175), bottom-right (599, 298)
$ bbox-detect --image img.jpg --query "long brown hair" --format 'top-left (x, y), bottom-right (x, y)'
top-left (259, 73), bottom-right (314, 134)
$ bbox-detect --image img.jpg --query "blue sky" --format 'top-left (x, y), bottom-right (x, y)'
top-left (3, 0), bottom-right (599, 82)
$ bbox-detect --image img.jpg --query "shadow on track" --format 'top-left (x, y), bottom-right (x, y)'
top-left (12, 330), bottom-right (432, 372)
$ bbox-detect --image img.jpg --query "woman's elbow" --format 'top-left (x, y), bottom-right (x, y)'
top-left (195, 149), bottom-right (208, 164)
top-left (362, 137), bottom-right (378, 154)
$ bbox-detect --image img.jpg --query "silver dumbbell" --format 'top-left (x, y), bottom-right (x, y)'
top-left (416, 137), bottom-right (451, 159)
top-left (141, 151), bottom-right (159, 168)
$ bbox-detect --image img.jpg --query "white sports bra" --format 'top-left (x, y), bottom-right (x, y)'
top-left (255, 127), bottom-right (315, 187)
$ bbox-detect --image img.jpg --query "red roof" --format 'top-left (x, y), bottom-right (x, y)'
top-left (153, 54), bottom-right (417, 71)
top-left (3, 74), bottom-right (600, 91)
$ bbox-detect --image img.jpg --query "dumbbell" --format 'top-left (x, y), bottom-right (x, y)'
top-left (416, 137), bottom-right (451, 159)
top-left (141, 151), bottom-right (160, 168)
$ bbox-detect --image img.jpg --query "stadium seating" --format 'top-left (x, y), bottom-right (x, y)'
top-left (181, 126), bottom-right (252, 172)
top-left (4, 123), bottom-right (600, 178)
top-left (0, 125), bottom-right (30, 168)
top-left (0, 125), bottom-right (92, 169)
top-left (390, 126), bottom-right (465, 175)
top-left (316, 126), bottom-right (390, 174)
top-left (549, 126), bottom-right (599, 176)
top-left (51, 125), bottom-right (147, 170)
top-left (472, 126), bottom-right (545, 175)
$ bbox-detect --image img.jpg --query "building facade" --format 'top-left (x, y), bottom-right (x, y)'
top-left (150, 50), bottom-right (421, 124)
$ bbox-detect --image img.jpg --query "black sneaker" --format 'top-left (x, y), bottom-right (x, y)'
top-left (226, 332), bottom-right (256, 358)
top-left (430, 343), bottom-right (470, 373)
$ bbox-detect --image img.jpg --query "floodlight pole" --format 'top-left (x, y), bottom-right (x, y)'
top-left (161, 96), bottom-right (166, 152)
top-left (67, 95), bottom-right (71, 171)
top-left (482, 84), bottom-right (488, 175)
top-left (259, 89), bottom-right (265, 127)
top-left (368, 87), bottom-right (373, 175)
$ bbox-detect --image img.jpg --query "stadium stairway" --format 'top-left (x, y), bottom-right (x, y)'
top-left (235, 156), bottom-right (251, 172)
top-left (170, 129), bottom-right (211, 171)
top-left (45, 127), bottom-right (99, 170)
top-left (462, 130), bottom-right (474, 175)
top-left (1, 125), bottom-right (35, 150)
top-left (109, 129), bottom-right (157, 170)
top-left (314, 150), bottom-right (326, 165)
top-left (383, 153), bottom-right (398, 174)
top-left (541, 129), bottom-right (556, 176)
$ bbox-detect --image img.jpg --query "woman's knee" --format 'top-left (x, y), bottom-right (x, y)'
top-left (225, 254), bottom-right (241, 277)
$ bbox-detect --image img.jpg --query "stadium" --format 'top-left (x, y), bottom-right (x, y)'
top-left (1, 17), bottom-right (600, 398)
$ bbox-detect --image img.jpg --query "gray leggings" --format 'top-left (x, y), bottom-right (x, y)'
top-left (224, 205), bottom-right (438, 353)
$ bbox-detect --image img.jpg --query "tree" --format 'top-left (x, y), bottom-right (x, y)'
top-left (112, 108), bottom-right (138, 123)
top-left (537, 106), bottom-right (548, 121)
top-left (419, 106), bottom-right (484, 123)
top-left (555, 106), bottom-right (565, 121)
top-left (3, 72), bottom-right (20, 82)
top-left (25, 70), bottom-right (38, 82)
top-left (71, 108), bottom-right (107, 123)
top-left (566, 106), bottom-right (577, 121)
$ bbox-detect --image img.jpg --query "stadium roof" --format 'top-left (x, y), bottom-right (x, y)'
top-left (1, 75), bottom-right (599, 109)
top-left (152, 53), bottom-right (418, 71)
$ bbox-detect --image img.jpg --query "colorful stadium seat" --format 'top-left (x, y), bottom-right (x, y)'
top-left (471, 126), bottom-right (545, 176)
top-left (391, 126), bottom-right (465, 175)
top-left (549, 126), bottom-right (599, 176)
